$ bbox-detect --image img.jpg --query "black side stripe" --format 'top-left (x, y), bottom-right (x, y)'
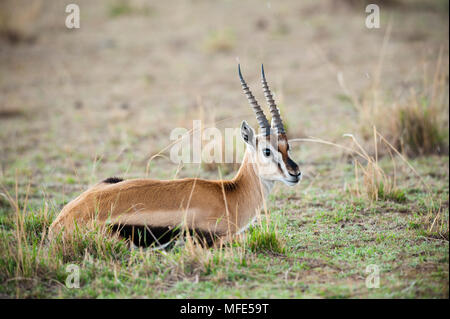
top-left (110, 224), bottom-right (220, 248)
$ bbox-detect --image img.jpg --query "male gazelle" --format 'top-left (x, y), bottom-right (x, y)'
top-left (48, 65), bottom-right (301, 248)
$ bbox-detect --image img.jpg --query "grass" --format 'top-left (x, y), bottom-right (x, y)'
top-left (0, 153), bottom-right (448, 298)
top-left (109, 2), bottom-right (133, 18)
top-left (245, 224), bottom-right (285, 254)
top-left (396, 88), bottom-right (448, 156)
top-left (291, 130), bottom-right (407, 203)
top-left (0, 124), bottom-right (442, 298)
top-left (108, 0), bottom-right (154, 18)
top-left (346, 130), bottom-right (409, 203)
top-left (203, 28), bottom-right (236, 53)
top-left (409, 197), bottom-right (449, 241)
top-left (241, 215), bottom-right (286, 254)
top-left (338, 31), bottom-right (449, 157)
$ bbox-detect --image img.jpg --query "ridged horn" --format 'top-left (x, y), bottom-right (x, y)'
top-left (261, 64), bottom-right (285, 135)
top-left (238, 64), bottom-right (270, 135)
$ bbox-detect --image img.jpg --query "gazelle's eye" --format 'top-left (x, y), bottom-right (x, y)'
top-left (263, 148), bottom-right (271, 157)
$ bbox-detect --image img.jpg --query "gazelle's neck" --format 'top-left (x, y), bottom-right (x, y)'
top-left (225, 149), bottom-right (274, 233)
top-left (232, 149), bottom-right (274, 200)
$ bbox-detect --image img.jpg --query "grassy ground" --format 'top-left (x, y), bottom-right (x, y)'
top-left (0, 0), bottom-right (448, 298)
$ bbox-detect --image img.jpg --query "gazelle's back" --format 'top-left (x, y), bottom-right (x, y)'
top-left (49, 177), bottom-right (229, 239)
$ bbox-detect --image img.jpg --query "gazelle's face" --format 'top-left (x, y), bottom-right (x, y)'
top-left (241, 121), bottom-right (301, 186)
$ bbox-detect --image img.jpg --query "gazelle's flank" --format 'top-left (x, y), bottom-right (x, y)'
top-left (49, 65), bottom-right (302, 247)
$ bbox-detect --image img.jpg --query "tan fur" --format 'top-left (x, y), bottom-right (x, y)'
top-left (49, 151), bottom-right (265, 241)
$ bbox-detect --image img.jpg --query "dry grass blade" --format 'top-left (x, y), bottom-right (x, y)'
top-left (291, 128), bottom-right (407, 202)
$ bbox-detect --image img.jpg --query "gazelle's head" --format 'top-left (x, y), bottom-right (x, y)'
top-left (238, 65), bottom-right (302, 186)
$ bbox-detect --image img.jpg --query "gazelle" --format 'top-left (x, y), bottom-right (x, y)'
top-left (48, 65), bottom-right (302, 248)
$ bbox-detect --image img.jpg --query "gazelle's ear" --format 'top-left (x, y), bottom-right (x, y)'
top-left (240, 120), bottom-right (255, 148)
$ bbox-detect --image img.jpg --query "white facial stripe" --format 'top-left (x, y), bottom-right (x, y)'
top-left (278, 153), bottom-right (291, 177)
top-left (260, 142), bottom-right (290, 178)
top-left (268, 144), bottom-right (279, 159)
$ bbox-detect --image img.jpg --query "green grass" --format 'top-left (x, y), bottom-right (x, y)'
top-left (108, 1), bottom-right (154, 18)
top-left (0, 156), bottom-right (448, 298)
top-left (378, 184), bottom-right (406, 203)
top-left (203, 28), bottom-right (236, 53)
top-left (245, 226), bottom-right (285, 254)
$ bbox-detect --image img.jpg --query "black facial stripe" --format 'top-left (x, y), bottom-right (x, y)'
top-left (277, 162), bottom-right (283, 174)
top-left (286, 157), bottom-right (299, 171)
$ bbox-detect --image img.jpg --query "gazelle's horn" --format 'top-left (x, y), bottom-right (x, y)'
top-left (261, 64), bottom-right (285, 135)
top-left (238, 64), bottom-right (270, 135)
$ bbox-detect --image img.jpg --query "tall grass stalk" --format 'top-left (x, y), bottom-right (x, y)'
top-left (338, 24), bottom-right (448, 157)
